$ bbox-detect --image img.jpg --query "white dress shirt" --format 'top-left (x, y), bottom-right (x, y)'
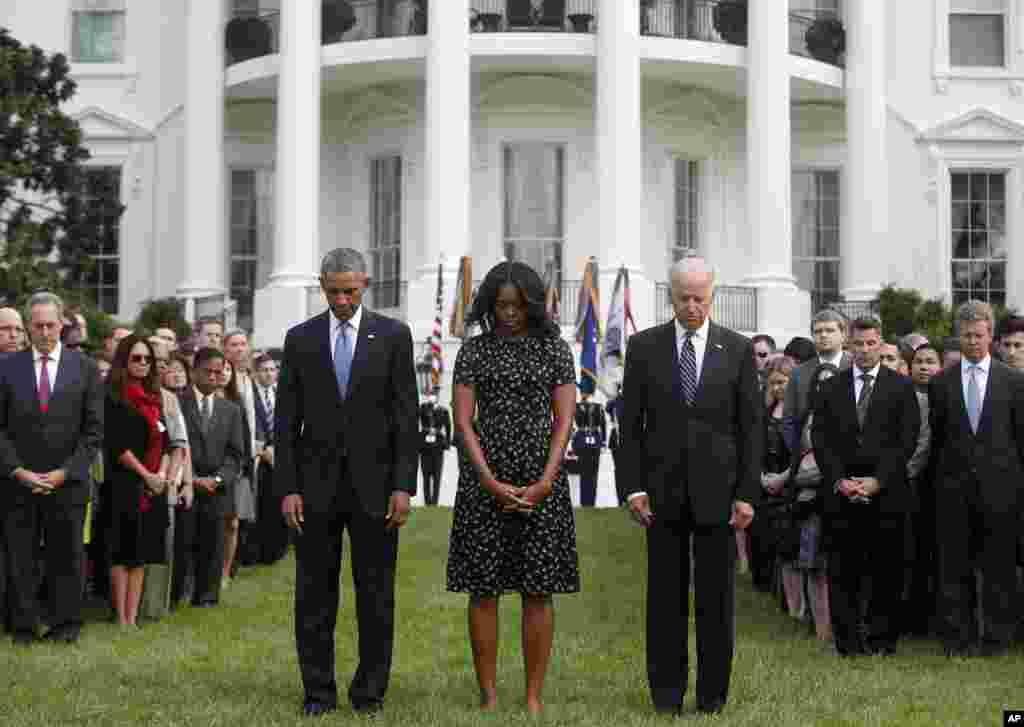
top-left (961, 354), bottom-right (991, 410)
top-left (675, 316), bottom-right (710, 386)
top-left (819, 350), bottom-right (844, 369)
top-left (193, 385), bottom-right (218, 421)
top-left (330, 305), bottom-right (363, 366)
top-left (852, 362), bottom-right (881, 403)
top-left (33, 342), bottom-right (62, 390)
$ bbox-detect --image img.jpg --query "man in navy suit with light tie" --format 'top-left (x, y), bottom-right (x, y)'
top-left (276, 248), bottom-right (419, 718)
top-left (0, 292), bottom-right (103, 644)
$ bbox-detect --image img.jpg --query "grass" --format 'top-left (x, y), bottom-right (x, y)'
top-left (1, 508), bottom-right (1021, 726)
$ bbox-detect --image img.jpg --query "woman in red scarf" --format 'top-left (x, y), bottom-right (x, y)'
top-left (104, 335), bottom-right (169, 627)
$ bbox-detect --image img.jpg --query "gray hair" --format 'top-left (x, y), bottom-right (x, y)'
top-left (810, 309), bottom-right (847, 334)
top-left (669, 256), bottom-right (716, 289)
top-left (223, 328), bottom-right (249, 344)
top-left (320, 248), bottom-right (369, 278)
top-left (956, 300), bottom-right (995, 332)
top-left (26, 291), bottom-right (64, 320)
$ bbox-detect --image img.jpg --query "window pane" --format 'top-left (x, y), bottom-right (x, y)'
top-left (951, 173), bottom-right (970, 201)
top-left (988, 172), bottom-right (1005, 202)
top-left (370, 156), bottom-right (403, 309)
top-left (73, 12), bottom-right (124, 63)
top-left (971, 231), bottom-right (989, 259)
top-left (792, 169), bottom-right (840, 306)
top-left (951, 14), bottom-right (1005, 67)
top-left (504, 144), bottom-right (565, 280)
top-left (990, 262), bottom-right (1006, 291)
top-left (953, 230), bottom-right (970, 259)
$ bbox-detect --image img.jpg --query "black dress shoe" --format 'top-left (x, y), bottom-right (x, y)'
top-left (193, 601), bottom-right (218, 609)
top-left (697, 698), bottom-right (726, 715)
top-left (653, 704), bottom-right (683, 717)
top-left (44, 625), bottom-right (80, 643)
top-left (943, 644), bottom-right (970, 658)
top-left (12, 631), bottom-right (38, 646)
top-left (302, 701), bottom-right (337, 717)
top-left (353, 702), bottom-right (383, 718)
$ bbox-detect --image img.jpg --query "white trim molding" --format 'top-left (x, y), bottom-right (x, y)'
top-left (933, 0), bottom-right (1024, 94)
top-left (72, 106), bottom-right (153, 140)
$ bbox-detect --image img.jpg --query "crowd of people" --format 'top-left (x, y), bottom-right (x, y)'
top-left (0, 296), bottom-right (288, 640)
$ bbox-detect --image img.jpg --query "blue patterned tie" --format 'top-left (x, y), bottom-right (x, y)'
top-left (679, 331), bottom-right (697, 406)
top-left (334, 321), bottom-right (352, 399)
top-left (966, 365), bottom-right (981, 434)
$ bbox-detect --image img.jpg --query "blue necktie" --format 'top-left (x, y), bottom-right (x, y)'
top-left (966, 365), bottom-right (981, 434)
top-left (679, 332), bottom-right (697, 406)
top-left (334, 322), bottom-right (352, 399)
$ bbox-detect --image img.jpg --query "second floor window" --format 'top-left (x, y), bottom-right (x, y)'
top-left (229, 168), bottom-right (275, 332)
top-left (71, 1), bottom-right (126, 63)
top-left (370, 156), bottom-right (403, 310)
top-left (503, 143), bottom-right (565, 285)
top-left (950, 0), bottom-right (1006, 67)
top-left (672, 159), bottom-right (700, 264)
top-left (951, 171), bottom-right (1007, 306)
top-left (792, 169), bottom-right (841, 312)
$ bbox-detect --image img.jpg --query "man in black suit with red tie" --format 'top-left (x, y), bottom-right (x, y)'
top-left (276, 248), bottom-right (419, 718)
top-left (811, 316), bottom-right (920, 657)
top-left (0, 292), bottom-right (103, 644)
top-left (621, 257), bottom-right (762, 717)
top-left (928, 301), bottom-right (1024, 657)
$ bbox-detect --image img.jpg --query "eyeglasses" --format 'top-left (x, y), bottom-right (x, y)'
top-left (130, 354), bottom-right (152, 364)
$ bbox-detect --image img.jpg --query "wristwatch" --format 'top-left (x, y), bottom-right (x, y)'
top-left (213, 475), bottom-right (223, 487)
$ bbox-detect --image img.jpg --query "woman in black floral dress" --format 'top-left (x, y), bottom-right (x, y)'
top-left (447, 261), bottom-right (578, 714)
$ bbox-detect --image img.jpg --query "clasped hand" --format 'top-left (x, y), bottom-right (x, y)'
top-left (838, 476), bottom-right (880, 500)
top-left (488, 478), bottom-right (551, 513)
top-left (15, 468), bottom-right (66, 496)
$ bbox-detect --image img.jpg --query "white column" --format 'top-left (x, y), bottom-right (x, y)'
top-left (595, 0), bottom-right (652, 330)
top-left (742, 0), bottom-right (809, 338)
top-left (178, 0), bottom-right (227, 310)
top-left (409, 0), bottom-right (471, 344)
top-left (841, 0), bottom-right (887, 302)
top-left (253, 0), bottom-right (322, 347)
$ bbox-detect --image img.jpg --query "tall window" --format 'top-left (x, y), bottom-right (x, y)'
top-left (71, 0), bottom-right (126, 63)
top-left (672, 159), bottom-right (700, 264)
top-left (951, 171), bottom-right (1007, 306)
top-left (229, 169), bottom-right (275, 331)
top-left (370, 156), bottom-right (402, 309)
top-left (80, 166), bottom-right (122, 314)
top-left (503, 143), bottom-right (565, 283)
top-left (792, 170), bottom-right (841, 311)
top-left (950, 0), bottom-right (1006, 67)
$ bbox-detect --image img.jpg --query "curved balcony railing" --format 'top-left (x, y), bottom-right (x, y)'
top-left (470, 0), bottom-right (597, 33)
top-left (640, 0), bottom-right (733, 44)
top-left (789, 9), bottom-right (845, 67)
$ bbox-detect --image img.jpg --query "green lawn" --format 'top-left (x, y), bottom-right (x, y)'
top-left (1, 509), bottom-right (1021, 726)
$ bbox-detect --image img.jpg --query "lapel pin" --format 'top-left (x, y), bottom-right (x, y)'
top-left (368, 334), bottom-right (376, 340)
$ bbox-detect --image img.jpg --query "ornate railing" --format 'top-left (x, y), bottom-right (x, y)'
top-left (655, 283), bottom-right (758, 332)
top-left (789, 9), bottom-right (845, 67)
top-left (640, 0), bottom-right (732, 43)
top-left (825, 299), bottom-right (879, 322)
top-left (470, 0), bottom-right (597, 33)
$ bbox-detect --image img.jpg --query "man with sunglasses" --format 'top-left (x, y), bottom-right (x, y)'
top-left (751, 334), bottom-right (776, 391)
top-left (0, 292), bottom-right (103, 644)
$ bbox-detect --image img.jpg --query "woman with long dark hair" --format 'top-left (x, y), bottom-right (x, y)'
top-left (104, 335), bottom-right (173, 627)
top-left (447, 261), bottom-right (578, 714)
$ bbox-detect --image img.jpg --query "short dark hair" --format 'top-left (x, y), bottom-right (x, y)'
top-left (170, 352), bottom-right (192, 379)
top-left (850, 316), bottom-right (883, 336)
top-left (783, 336), bottom-right (817, 364)
top-left (467, 261), bottom-right (559, 338)
top-left (193, 346), bottom-right (225, 369)
top-left (912, 341), bottom-right (941, 361)
top-left (751, 334), bottom-right (776, 351)
top-left (1004, 316), bottom-right (1024, 338)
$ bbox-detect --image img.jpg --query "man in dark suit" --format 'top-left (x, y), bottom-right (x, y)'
top-left (0, 307), bottom-right (20, 632)
top-left (811, 316), bottom-right (920, 656)
top-left (0, 292), bottom-right (103, 644)
top-left (175, 347), bottom-right (244, 608)
top-left (252, 353), bottom-right (288, 563)
top-left (622, 257), bottom-right (762, 716)
top-left (417, 394), bottom-right (451, 506)
top-left (928, 301), bottom-right (1024, 657)
top-left (572, 392), bottom-right (606, 507)
top-left (276, 248), bottom-right (419, 718)
top-left (782, 309), bottom-right (852, 454)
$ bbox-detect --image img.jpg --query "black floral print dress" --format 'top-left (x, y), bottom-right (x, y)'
top-left (446, 332), bottom-right (581, 596)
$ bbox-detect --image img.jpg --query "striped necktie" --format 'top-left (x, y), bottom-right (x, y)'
top-left (679, 332), bottom-right (697, 406)
top-left (966, 365), bottom-right (982, 434)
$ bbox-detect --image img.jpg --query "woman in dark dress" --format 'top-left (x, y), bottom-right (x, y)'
top-left (447, 261), bottom-right (578, 714)
top-left (105, 335), bottom-right (171, 627)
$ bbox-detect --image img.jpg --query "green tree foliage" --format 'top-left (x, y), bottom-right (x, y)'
top-left (878, 285), bottom-right (953, 347)
top-left (0, 27), bottom-right (123, 307)
top-left (135, 297), bottom-right (192, 342)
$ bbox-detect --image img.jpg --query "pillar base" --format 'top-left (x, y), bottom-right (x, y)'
top-left (741, 277), bottom-right (812, 347)
top-left (252, 278), bottom-right (320, 349)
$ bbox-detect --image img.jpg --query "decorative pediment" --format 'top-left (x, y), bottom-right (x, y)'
top-left (72, 106), bottom-right (152, 140)
top-left (477, 75), bottom-right (593, 116)
top-left (917, 108), bottom-right (1024, 145)
top-left (645, 85), bottom-right (736, 128)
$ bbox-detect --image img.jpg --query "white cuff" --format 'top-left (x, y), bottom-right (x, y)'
top-left (627, 491), bottom-right (648, 503)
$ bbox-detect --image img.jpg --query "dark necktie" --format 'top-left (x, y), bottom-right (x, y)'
top-left (264, 387), bottom-right (275, 432)
top-left (202, 395), bottom-right (213, 433)
top-left (679, 332), bottom-right (697, 406)
top-left (38, 354), bottom-right (51, 413)
top-left (856, 373), bottom-right (874, 428)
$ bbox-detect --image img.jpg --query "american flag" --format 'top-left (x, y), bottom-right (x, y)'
top-left (431, 261), bottom-right (444, 393)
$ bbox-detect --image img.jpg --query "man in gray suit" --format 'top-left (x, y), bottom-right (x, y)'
top-left (782, 309), bottom-right (853, 454)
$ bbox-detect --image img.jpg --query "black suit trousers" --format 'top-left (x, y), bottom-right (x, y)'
top-left (577, 448), bottom-right (600, 507)
top-left (189, 493), bottom-right (226, 605)
top-left (295, 484), bottom-right (399, 709)
top-left (171, 504), bottom-right (196, 606)
top-left (646, 512), bottom-right (735, 711)
top-left (3, 498), bottom-right (86, 633)
top-left (256, 463), bottom-right (289, 564)
top-left (826, 504), bottom-right (904, 654)
top-left (935, 477), bottom-right (1019, 648)
top-left (0, 518), bottom-right (9, 630)
top-left (419, 449), bottom-right (444, 506)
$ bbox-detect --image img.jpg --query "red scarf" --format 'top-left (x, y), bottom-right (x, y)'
top-left (124, 382), bottom-right (163, 512)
